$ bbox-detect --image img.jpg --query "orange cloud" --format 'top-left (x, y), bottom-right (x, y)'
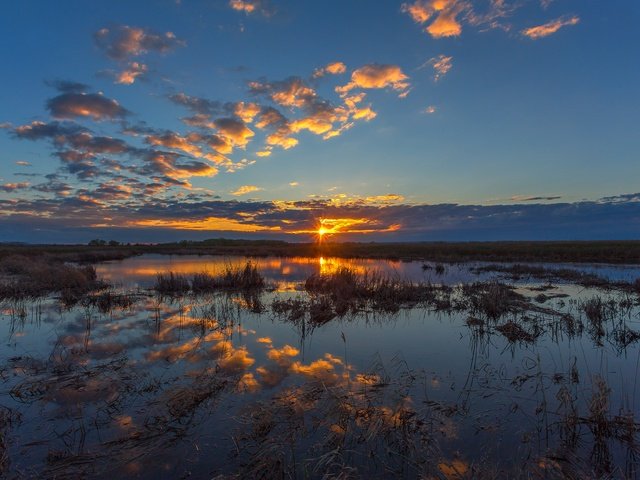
top-left (146, 132), bottom-right (203, 157)
top-left (214, 118), bottom-right (255, 147)
top-left (364, 194), bottom-right (405, 204)
top-left (522, 15), bottom-right (580, 39)
top-left (266, 130), bottom-right (298, 149)
top-left (295, 217), bottom-right (401, 235)
top-left (351, 106), bottom-right (377, 121)
top-left (336, 64), bottom-right (410, 96)
top-left (234, 102), bottom-right (261, 123)
top-left (427, 6), bottom-right (463, 38)
top-left (230, 185), bottom-right (262, 196)
top-left (115, 62), bottom-right (148, 85)
top-left (401, 0), bottom-right (466, 39)
top-left (47, 92), bottom-right (128, 120)
top-left (256, 148), bottom-right (272, 157)
top-left (94, 25), bottom-right (185, 60)
top-left (0, 182), bottom-right (30, 193)
top-left (229, 0), bottom-right (257, 13)
top-left (229, 0), bottom-right (271, 16)
top-left (133, 217), bottom-right (279, 232)
top-left (249, 78), bottom-right (317, 108)
top-left (425, 54), bottom-right (453, 81)
top-left (313, 61), bottom-right (347, 78)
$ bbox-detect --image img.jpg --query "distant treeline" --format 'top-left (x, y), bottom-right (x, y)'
top-left (1, 239), bottom-right (640, 264)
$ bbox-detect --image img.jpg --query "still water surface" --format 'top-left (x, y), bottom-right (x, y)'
top-left (1, 255), bottom-right (639, 478)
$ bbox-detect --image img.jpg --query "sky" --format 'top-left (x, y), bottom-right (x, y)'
top-left (0, 0), bottom-right (639, 243)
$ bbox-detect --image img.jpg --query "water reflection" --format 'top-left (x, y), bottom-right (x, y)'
top-left (0, 256), bottom-right (639, 478)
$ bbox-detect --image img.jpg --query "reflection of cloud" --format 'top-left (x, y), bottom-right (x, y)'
top-left (146, 338), bottom-right (200, 363)
top-left (267, 344), bottom-right (300, 366)
top-left (290, 356), bottom-right (342, 385)
top-left (522, 15), bottom-right (580, 39)
top-left (237, 372), bottom-right (261, 393)
top-left (218, 346), bottom-right (255, 373)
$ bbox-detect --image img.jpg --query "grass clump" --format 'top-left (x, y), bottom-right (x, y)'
top-left (305, 267), bottom-right (435, 314)
top-left (461, 281), bottom-right (526, 320)
top-left (495, 321), bottom-right (538, 343)
top-left (154, 272), bottom-right (190, 296)
top-left (154, 262), bottom-right (265, 295)
top-left (192, 262), bottom-right (264, 292)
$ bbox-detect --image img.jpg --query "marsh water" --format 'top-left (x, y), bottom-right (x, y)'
top-left (2, 255), bottom-right (640, 478)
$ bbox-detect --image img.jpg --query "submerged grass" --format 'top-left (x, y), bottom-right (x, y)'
top-left (473, 263), bottom-right (640, 293)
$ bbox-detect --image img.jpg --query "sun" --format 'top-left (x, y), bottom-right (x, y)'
top-left (318, 226), bottom-right (328, 237)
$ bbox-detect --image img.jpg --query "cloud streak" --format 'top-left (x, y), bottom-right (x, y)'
top-left (522, 15), bottom-right (580, 39)
top-left (230, 185), bottom-right (262, 196)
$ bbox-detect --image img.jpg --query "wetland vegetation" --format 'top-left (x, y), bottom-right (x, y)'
top-left (0, 247), bottom-right (639, 478)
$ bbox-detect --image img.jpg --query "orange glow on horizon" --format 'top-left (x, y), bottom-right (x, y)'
top-left (131, 217), bottom-right (280, 232)
top-left (307, 217), bottom-right (401, 241)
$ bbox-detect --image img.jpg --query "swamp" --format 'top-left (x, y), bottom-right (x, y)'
top-left (0, 252), bottom-right (640, 478)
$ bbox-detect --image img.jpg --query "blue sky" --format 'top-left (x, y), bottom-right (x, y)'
top-left (1, 0), bottom-right (639, 242)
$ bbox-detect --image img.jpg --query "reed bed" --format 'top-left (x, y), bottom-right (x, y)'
top-left (0, 254), bottom-right (105, 302)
